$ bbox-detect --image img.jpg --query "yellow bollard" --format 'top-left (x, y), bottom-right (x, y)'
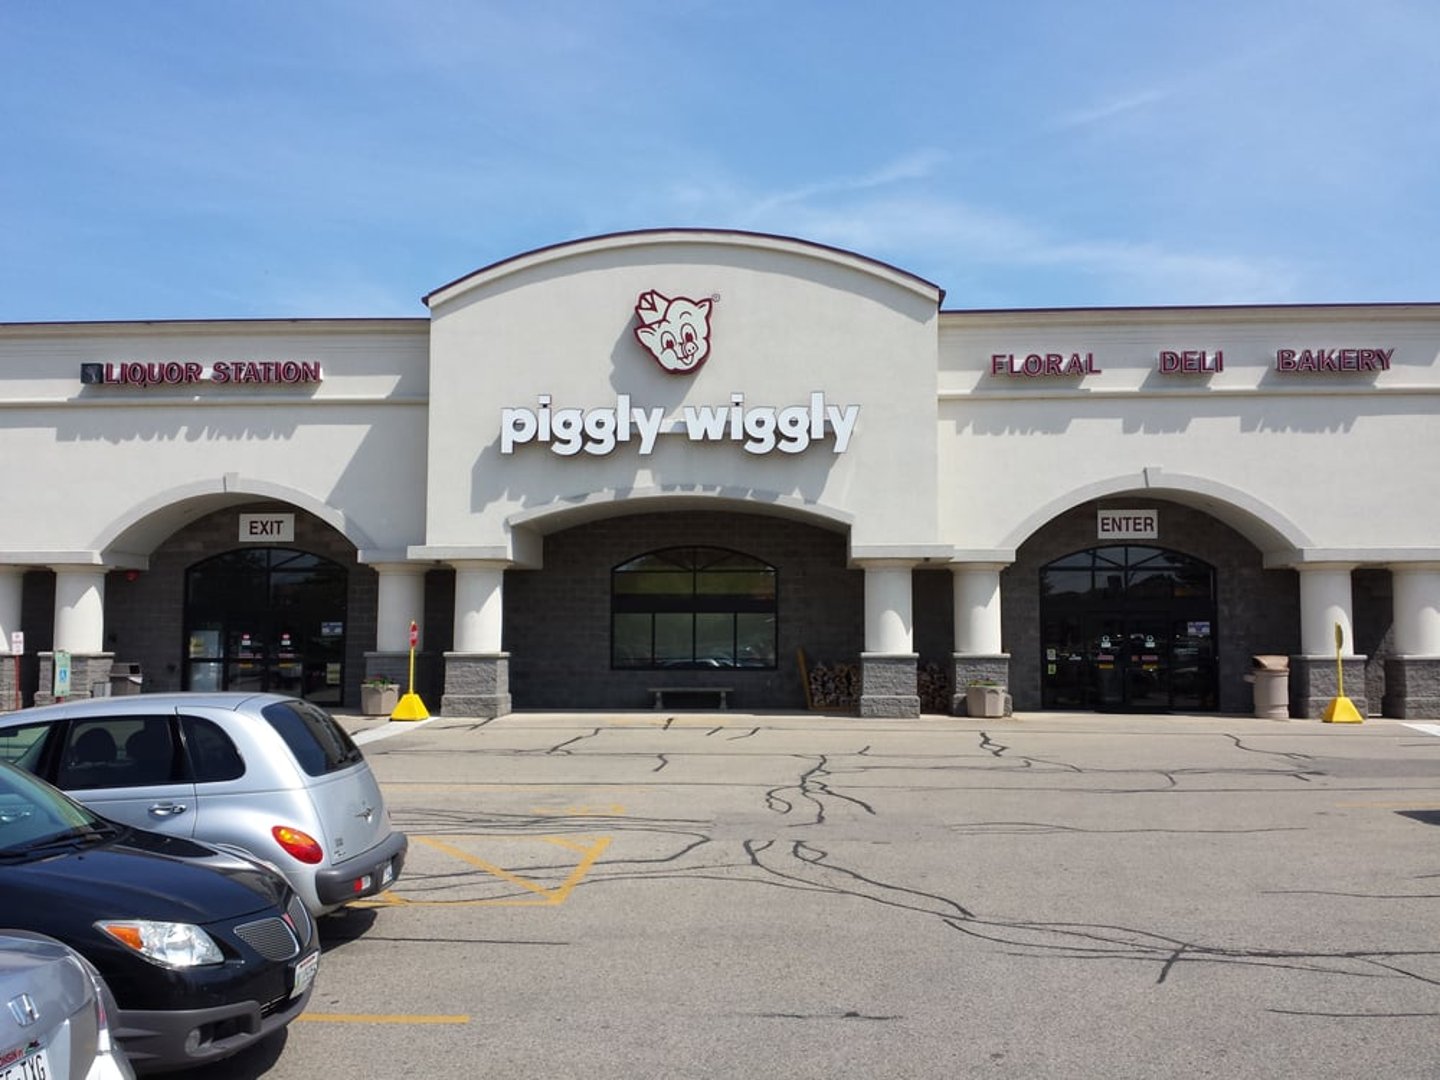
top-left (390, 619), bottom-right (430, 721)
top-left (1322, 622), bottom-right (1362, 724)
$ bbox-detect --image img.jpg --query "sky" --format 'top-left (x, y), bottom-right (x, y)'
top-left (2, 1), bottom-right (1437, 322)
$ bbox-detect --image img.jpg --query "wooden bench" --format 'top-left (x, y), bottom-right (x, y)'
top-left (649, 686), bottom-right (733, 710)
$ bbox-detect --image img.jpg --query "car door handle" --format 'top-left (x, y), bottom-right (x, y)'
top-left (148, 802), bottom-right (188, 817)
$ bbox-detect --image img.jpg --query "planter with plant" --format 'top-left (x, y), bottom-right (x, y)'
top-left (361, 677), bottom-right (400, 715)
top-left (965, 678), bottom-right (1011, 718)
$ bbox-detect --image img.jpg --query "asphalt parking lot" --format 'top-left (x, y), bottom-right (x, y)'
top-left (180, 708), bottom-right (1440, 1079)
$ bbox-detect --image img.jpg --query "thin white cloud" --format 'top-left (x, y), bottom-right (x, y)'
top-left (655, 178), bottom-right (1302, 306)
top-left (1053, 88), bottom-right (1173, 130)
top-left (742, 150), bottom-right (949, 221)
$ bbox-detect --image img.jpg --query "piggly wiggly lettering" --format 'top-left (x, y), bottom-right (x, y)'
top-left (500, 392), bottom-right (859, 456)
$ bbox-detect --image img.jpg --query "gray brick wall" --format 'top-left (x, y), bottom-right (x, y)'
top-left (503, 511), bottom-right (863, 710)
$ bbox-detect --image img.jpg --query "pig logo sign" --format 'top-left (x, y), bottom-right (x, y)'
top-left (633, 290), bottom-right (713, 374)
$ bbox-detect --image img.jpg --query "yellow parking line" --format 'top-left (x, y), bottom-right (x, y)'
top-left (299, 1013), bottom-right (469, 1025)
top-left (361, 835), bottom-right (611, 908)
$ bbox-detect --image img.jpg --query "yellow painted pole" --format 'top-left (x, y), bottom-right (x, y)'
top-left (390, 619), bottom-right (430, 721)
top-left (1322, 621), bottom-right (1363, 723)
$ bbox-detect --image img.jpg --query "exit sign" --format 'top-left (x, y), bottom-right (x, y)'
top-left (239, 513), bottom-right (295, 542)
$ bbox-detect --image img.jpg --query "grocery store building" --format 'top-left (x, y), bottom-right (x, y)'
top-left (2, 230), bottom-right (1437, 719)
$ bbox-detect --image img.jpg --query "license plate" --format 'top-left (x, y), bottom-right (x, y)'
top-left (291, 950), bottom-right (320, 999)
top-left (1, 1047), bottom-right (50, 1080)
top-left (381, 860), bottom-right (394, 886)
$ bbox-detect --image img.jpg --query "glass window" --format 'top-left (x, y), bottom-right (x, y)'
top-left (261, 699), bottom-right (363, 776)
top-left (612, 547), bottom-right (777, 669)
top-left (0, 762), bottom-right (98, 852)
top-left (1042, 547), bottom-right (1214, 608)
top-left (181, 715), bottom-right (246, 783)
top-left (58, 718), bottom-right (183, 789)
top-left (0, 722), bottom-right (53, 772)
top-left (736, 613), bottom-right (777, 667)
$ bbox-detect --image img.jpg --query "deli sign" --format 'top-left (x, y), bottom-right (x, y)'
top-left (1098, 509), bottom-right (1158, 540)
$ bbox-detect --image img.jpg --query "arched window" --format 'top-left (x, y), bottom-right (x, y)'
top-left (612, 547), bottom-right (777, 669)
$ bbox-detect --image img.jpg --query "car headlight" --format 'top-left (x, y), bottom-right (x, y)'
top-left (95, 920), bottom-right (224, 968)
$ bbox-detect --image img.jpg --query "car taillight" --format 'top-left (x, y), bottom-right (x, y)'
top-left (271, 825), bottom-right (324, 864)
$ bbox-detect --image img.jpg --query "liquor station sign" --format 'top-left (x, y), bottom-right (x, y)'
top-left (80, 361), bottom-right (323, 387)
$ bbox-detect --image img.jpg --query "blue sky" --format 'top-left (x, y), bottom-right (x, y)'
top-left (3, 1), bottom-right (1436, 321)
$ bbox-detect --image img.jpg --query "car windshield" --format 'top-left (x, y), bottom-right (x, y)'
top-left (261, 700), bottom-right (364, 777)
top-left (0, 761), bottom-right (108, 855)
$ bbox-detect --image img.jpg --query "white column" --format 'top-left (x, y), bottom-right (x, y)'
top-left (1391, 566), bottom-right (1440, 656)
top-left (453, 561), bottom-right (506, 654)
top-left (953, 565), bottom-right (1004, 655)
top-left (374, 564), bottom-right (427, 651)
top-left (862, 563), bottom-right (914, 654)
top-left (1298, 564), bottom-right (1357, 656)
top-left (53, 567), bottom-right (107, 654)
top-left (0, 568), bottom-right (22, 651)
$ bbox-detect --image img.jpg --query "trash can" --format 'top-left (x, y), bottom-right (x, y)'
top-left (1247, 655), bottom-right (1289, 719)
top-left (108, 662), bottom-right (143, 696)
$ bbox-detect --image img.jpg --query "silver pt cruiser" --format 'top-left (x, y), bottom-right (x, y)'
top-left (0, 693), bottom-right (407, 917)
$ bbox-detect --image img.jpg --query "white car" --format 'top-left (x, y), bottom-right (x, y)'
top-left (0, 693), bottom-right (407, 917)
top-left (0, 930), bottom-right (133, 1080)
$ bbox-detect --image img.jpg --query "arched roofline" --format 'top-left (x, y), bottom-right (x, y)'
top-left (997, 468), bottom-right (1312, 557)
top-left (507, 485), bottom-right (855, 536)
top-left (423, 228), bottom-right (944, 310)
top-left (94, 476), bottom-right (375, 563)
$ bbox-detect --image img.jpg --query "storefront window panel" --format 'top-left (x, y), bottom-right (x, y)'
top-left (1042, 569), bottom-right (1092, 598)
top-left (654, 613), bottom-right (694, 665)
top-left (613, 613), bottom-right (652, 666)
top-left (695, 613), bottom-right (735, 666)
top-left (737, 613), bottom-right (776, 667)
top-left (611, 547), bottom-right (777, 670)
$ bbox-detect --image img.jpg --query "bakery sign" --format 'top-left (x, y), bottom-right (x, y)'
top-left (500, 290), bottom-right (860, 457)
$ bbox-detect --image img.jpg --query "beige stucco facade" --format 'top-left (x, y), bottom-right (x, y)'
top-left (0, 230), bottom-right (1437, 718)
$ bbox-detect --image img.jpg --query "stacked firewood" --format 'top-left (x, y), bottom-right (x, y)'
top-left (808, 661), bottom-right (860, 708)
top-left (917, 662), bottom-right (951, 714)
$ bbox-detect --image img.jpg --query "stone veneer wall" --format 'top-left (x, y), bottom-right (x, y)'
top-left (1000, 498), bottom-right (1300, 713)
top-left (503, 511), bottom-right (863, 711)
top-left (1352, 568), bottom-right (1393, 716)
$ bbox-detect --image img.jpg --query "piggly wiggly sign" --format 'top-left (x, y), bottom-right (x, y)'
top-left (633, 290), bottom-right (713, 374)
top-left (498, 289), bottom-right (861, 457)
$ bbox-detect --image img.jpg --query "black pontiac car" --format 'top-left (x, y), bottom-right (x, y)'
top-left (0, 761), bottom-right (319, 1073)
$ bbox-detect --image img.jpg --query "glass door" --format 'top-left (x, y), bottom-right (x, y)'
top-left (1040, 545), bottom-right (1218, 713)
top-left (184, 548), bottom-right (347, 704)
top-left (1120, 616), bottom-right (1170, 712)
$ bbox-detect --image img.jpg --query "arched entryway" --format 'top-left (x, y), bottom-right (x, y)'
top-left (504, 510), bottom-right (860, 710)
top-left (1040, 545), bottom-right (1218, 711)
top-left (1001, 497), bottom-right (1301, 713)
